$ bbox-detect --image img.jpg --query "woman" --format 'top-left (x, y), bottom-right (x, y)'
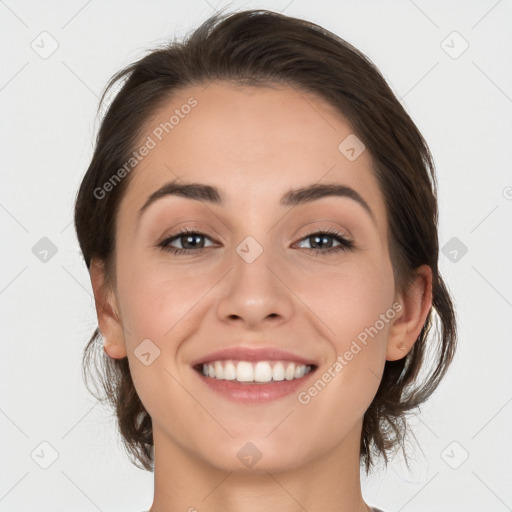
top-left (75, 8), bottom-right (457, 511)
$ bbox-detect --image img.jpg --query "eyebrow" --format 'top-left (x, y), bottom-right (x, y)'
top-left (138, 179), bottom-right (375, 223)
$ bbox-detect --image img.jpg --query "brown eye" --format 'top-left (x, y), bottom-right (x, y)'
top-left (158, 229), bottom-right (216, 254)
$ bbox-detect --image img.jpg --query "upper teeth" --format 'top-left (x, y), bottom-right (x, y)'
top-left (201, 360), bottom-right (312, 383)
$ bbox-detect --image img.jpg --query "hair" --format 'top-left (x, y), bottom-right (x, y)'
top-left (74, 8), bottom-right (457, 475)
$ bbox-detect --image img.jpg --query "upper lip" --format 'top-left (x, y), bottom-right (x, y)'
top-left (190, 346), bottom-right (318, 367)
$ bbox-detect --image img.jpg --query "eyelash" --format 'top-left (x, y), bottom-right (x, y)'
top-left (156, 226), bottom-right (354, 256)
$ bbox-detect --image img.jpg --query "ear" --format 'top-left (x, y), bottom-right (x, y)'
top-left (89, 258), bottom-right (127, 359)
top-left (386, 264), bottom-right (433, 361)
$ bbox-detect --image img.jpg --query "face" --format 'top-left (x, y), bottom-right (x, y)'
top-left (99, 81), bottom-right (409, 473)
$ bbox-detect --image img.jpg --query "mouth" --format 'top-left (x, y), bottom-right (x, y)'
top-left (192, 359), bottom-right (319, 403)
top-left (192, 359), bottom-right (318, 385)
top-left (189, 345), bottom-right (320, 402)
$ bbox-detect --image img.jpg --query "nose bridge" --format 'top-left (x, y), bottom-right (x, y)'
top-left (215, 232), bottom-right (293, 326)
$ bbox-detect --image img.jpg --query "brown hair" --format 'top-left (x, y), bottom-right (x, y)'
top-left (74, 8), bottom-right (457, 474)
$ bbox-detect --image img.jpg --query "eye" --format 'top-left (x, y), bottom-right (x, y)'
top-left (157, 228), bottom-right (217, 255)
top-left (295, 228), bottom-right (354, 254)
top-left (156, 226), bottom-right (354, 256)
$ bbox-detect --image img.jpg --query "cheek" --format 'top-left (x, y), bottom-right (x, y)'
top-left (296, 273), bottom-right (394, 437)
top-left (115, 254), bottom-right (218, 344)
top-left (294, 255), bottom-right (394, 398)
top-left (293, 254), bottom-right (395, 345)
top-left (114, 259), bottom-right (218, 414)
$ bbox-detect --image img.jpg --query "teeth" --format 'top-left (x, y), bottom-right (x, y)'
top-left (237, 361), bottom-right (254, 382)
top-left (285, 363), bottom-right (295, 380)
top-left (255, 361), bottom-right (273, 382)
top-left (223, 361), bottom-right (237, 380)
top-left (214, 361), bottom-right (224, 379)
top-left (200, 360), bottom-right (313, 383)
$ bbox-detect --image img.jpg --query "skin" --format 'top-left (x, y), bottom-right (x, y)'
top-left (90, 81), bottom-right (432, 512)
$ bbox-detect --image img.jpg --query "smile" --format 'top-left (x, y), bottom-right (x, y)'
top-left (196, 359), bottom-right (315, 383)
top-left (193, 360), bottom-right (318, 403)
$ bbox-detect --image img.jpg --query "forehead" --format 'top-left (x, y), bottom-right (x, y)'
top-left (118, 81), bottom-right (387, 231)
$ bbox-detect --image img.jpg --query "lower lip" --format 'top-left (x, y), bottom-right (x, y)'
top-left (194, 367), bottom-right (317, 403)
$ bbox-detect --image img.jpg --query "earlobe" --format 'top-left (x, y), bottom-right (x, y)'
top-left (386, 265), bottom-right (433, 361)
top-left (90, 258), bottom-right (127, 359)
top-left (102, 339), bottom-right (127, 359)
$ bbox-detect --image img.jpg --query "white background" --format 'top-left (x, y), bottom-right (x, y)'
top-left (1, 0), bottom-right (511, 511)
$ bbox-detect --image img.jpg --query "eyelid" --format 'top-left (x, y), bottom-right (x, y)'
top-left (158, 223), bottom-right (220, 242)
top-left (297, 220), bottom-right (353, 240)
top-left (297, 224), bottom-right (352, 241)
top-left (158, 226), bottom-right (219, 247)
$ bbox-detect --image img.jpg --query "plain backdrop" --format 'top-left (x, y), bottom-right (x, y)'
top-left (1, 1), bottom-right (511, 511)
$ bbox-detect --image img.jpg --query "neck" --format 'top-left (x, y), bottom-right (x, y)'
top-left (149, 419), bottom-right (369, 512)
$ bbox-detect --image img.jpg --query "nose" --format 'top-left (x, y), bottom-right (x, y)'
top-left (216, 240), bottom-right (294, 329)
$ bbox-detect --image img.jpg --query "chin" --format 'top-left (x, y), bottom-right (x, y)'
top-left (200, 439), bottom-right (310, 474)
